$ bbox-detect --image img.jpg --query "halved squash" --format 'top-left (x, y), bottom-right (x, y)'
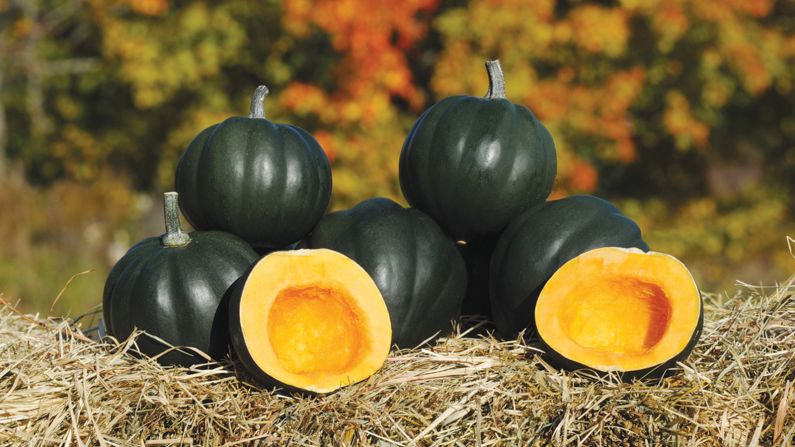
top-left (535, 247), bottom-right (702, 379)
top-left (228, 249), bottom-right (391, 393)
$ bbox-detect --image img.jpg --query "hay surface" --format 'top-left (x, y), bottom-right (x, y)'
top-left (1, 281), bottom-right (793, 446)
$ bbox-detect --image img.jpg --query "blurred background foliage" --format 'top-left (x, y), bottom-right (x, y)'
top-left (0, 0), bottom-right (793, 315)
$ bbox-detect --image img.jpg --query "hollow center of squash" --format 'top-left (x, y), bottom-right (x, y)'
top-left (267, 286), bottom-right (366, 375)
top-left (559, 276), bottom-right (672, 355)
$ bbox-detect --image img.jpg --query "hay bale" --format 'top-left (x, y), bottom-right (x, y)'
top-left (1, 279), bottom-right (793, 446)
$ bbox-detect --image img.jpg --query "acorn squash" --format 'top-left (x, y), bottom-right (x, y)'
top-left (175, 85), bottom-right (332, 248)
top-left (103, 192), bottom-right (259, 366)
top-left (536, 247), bottom-right (702, 379)
top-left (228, 249), bottom-right (391, 393)
top-left (399, 60), bottom-right (556, 239)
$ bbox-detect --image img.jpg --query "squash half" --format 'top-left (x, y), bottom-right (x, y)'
top-left (535, 247), bottom-right (702, 378)
top-left (229, 249), bottom-right (391, 393)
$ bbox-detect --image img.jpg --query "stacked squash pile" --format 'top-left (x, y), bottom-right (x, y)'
top-left (103, 62), bottom-right (702, 393)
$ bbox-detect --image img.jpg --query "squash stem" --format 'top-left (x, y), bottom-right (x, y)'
top-left (162, 192), bottom-right (190, 247)
top-left (249, 85), bottom-right (269, 119)
top-left (484, 60), bottom-right (506, 99)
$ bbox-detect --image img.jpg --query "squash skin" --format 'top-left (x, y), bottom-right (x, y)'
top-left (175, 115), bottom-right (332, 249)
top-left (254, 241), bottom-right (299, 257)
top-left (490, 195), bottom-right (649, 338)
top-left (539, 300), bottom-right (703, 380)
top-left (307, 198), bottom-right (468, 348)
top-left (226, 271), bottom-right (295, 391)
top-left (399, 95), bottom-right (556, 240)
top-left (458, 236), bottom-right (499, 318)
top-left (103, 231), bottom-right (259, 366)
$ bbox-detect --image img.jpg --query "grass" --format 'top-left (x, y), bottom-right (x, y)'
top-left (0, 279), bottom-right (793, 446)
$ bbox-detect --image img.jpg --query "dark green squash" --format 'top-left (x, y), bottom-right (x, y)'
top-left (306, 197), bottom-right (467, 348)
top-left (253, 241), bottom-right (300, 257)
top-left (490, 195), bottom-right (649, 338)
top-left (175, 85), bottom-right (332, 248)
top-left (103, 192), bottom-right (259, 366)
top-left (399, 60), bottom-right (557, 240)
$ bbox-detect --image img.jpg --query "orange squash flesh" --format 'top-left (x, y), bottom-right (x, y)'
top-left (536, 247), bottom-right (701, 374)
top-left (231, 249), bottom-right (391, 393)
top-left (267, 286), bottom-right (367, 375)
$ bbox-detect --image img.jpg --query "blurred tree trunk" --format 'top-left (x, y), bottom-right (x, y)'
top-left (0, 34), bottom-right (7, 176)
top-left (19, 0), bottom-right (52, 138)
top-left (0, 0), bottom-right (97, 183)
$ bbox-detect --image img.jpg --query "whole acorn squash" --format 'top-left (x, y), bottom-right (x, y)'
top-left (307, 198), bottom-right (467, 348)
top-left (490, 195), bottom-right (648, 338)
top-left (103, 192), bottom-right (259, 366)
top-left (175, 86), bottom-right (332, 248)
top-left (399, 60), bottom-right (557, 239)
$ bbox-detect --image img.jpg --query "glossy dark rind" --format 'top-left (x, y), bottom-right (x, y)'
top-left (399, 95), bottom-right (557, 240)
top-left (307, 197), bottom-right (468, 349)
top-left (457, 235), bottom-right (499, 318)
top-left (538, 297), bottom-right (703, 381)
top-left (254, 241), bottom-right (300, 257)
top-left (490, 195), bottom-right (649, 338)
top-left (102, 231), bottom-right (259, 366)
top-left (175, 116), bottom-right (332, 248)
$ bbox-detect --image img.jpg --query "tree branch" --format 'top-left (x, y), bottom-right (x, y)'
top-left (0, 34), bottom-right (7, 175)
top-left (19, 0), bottom-right (53, 137)
top-left (44, 58), bottom-right (100, 74)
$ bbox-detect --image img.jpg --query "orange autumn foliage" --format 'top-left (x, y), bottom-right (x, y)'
top-left (568, 5), bottom-right (630, 56)
top-left (129, 0), bottom-right (167, 16)
top-left (312, 130), bottom-right (337, 163)
top-left (283, 0), bottom-right (437, 107)
top-left (569, 162), bottom-right (599, 193)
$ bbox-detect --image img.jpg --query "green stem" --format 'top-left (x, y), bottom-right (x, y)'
top-left (249, 85), bottom-right (269, 119)
top-left (162, 192), bottom-right (190, 247)
top-left (484, 60), bottom-right (506, 99)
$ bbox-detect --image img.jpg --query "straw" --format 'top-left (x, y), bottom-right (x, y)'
top-left (1, 278), bottom-right (793, 445)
